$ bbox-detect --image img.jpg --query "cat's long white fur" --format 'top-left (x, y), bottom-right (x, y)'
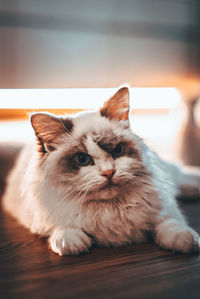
top-left (2, 88), bottom-right (200, 255)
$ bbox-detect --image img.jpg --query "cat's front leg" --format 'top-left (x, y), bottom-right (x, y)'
top-left (49, 228), bottom-right (92, 256)
top-left (155, 218), bottom-right (200, 254)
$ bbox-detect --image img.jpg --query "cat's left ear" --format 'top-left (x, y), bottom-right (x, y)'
top-left (100, 87), bottom-right (130, 125)
top-left (31, 113), bottom-right (73, 153)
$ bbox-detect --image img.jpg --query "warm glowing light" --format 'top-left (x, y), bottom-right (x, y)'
top-left (0, 88), bottom-right (181, 110)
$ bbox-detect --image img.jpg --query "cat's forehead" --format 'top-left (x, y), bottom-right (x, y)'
top-left (72, 111), bottom-right (129, 140)
top-left (62, 111), bottom-right (137, 158)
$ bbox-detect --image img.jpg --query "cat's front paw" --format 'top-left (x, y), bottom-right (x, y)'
top-left (156, 221), bottom-right (200, 254)
top-left (165, 231), bottom-right (200, 254)
top-left (49, 228), bottom-right (92, 256)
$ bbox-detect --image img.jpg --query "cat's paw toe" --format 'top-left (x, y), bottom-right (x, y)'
top-left (173, 230), bottom-right (200, 254)
top-left (49, 228), bottom-right (92, 256)
top-left (190, 234), bottom-right (200, 254)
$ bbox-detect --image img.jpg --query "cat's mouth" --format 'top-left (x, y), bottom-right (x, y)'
top-left (100, 181), bottom-right (118, 190)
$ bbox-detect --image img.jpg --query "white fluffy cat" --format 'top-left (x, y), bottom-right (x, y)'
top-left (2, 87), bottom-right (200, 255)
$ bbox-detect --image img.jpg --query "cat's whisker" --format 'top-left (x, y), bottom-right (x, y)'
top-left (63, 180), bottom-right (93, 198)
top-left (76, 180), bottom-right (98, 193)
top-left (63, 180), bottom-right (96, 202)
top-left (69, 184), bottom-right (90, 206)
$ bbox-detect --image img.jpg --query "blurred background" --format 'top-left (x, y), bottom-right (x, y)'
top-left (0, 0), bottom-right (200, 165)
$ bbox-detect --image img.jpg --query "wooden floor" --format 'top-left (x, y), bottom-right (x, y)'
top-left (0, 144), bottom-right (200, 299)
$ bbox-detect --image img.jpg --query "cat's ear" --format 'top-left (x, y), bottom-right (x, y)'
top-left (100, 87), bottom-right (130, 124)
top-left (31, 113), bottom-right (73, 153)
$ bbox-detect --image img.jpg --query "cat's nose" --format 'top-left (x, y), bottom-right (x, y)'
top-left (101, 169), bottom-right (115, 180)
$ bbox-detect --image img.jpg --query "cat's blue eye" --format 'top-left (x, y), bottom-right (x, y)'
top-left (74, 152), bottom-right (91, 166)
top-left (112, 143), bottom-right (124, 158)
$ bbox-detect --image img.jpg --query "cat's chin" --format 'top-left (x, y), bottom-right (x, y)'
top-left (99, 187), bottom-right (119, 200)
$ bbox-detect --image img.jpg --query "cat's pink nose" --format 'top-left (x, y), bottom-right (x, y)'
top-left (101, 169), bottom-right (115, 180)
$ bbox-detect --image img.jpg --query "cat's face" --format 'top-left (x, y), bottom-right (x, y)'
top-left (31, 87), bottom-right (146, 202)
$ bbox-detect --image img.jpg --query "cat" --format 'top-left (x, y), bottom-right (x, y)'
top-left (2, 87), bottom-right (200, 256)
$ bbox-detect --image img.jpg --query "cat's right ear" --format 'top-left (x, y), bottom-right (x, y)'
top-left (100, 87), bottom-right (130, 125)
top-left (31, 113), bottom-right (73, 154)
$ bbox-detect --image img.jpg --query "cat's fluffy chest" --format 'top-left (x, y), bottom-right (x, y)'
top-left (34, 172), bottom-right (162, 246)
top-left (80, 198), bottom-right (159, 246)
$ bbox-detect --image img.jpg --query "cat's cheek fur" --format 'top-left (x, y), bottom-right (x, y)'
top-left (49, 228), bottom-right (92, 256)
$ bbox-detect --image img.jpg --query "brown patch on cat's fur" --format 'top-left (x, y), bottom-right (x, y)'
top-left (94, 131), bottom-right (140, 160)
top-left (97, 142), bottom-right (114, 153)
top-left (58, 141), bottom-right (89, 175)
top-left (59, 118), bottom-right (73, 134)
top-left (58, 154), bottom-right (79, 176)
top-left (100, 87), bottom-right (129, 121)
top-left (37, 136), bottom-right (48, 155)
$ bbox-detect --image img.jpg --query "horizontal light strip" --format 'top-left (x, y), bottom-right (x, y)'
top-left (0, 88), bottom-right (181, 110)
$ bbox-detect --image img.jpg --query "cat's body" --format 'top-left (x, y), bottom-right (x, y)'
top-left (2, 88), bottom-right (200, 255)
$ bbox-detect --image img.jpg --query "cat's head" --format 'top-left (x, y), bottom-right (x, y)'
top-left (31, 87), bottom-right (147, 202)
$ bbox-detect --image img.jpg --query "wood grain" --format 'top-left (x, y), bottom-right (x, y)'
top-left (0, 144), bottom-right (200, 299)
